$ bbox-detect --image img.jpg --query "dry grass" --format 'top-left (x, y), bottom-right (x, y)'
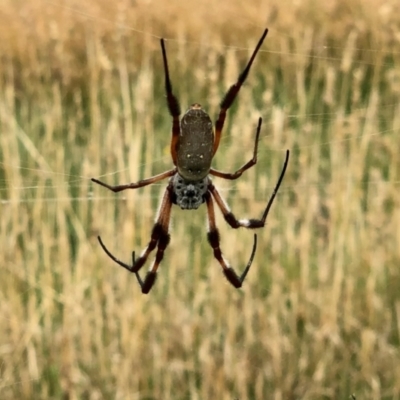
top-left (1, 0), bottom-right (400, 399)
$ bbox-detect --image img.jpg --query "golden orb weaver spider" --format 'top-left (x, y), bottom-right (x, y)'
top-left (92, 28), bottom-right (290, 293)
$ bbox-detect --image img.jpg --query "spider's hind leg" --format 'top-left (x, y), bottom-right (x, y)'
top-left (205, 192), bottom-right (257, 288)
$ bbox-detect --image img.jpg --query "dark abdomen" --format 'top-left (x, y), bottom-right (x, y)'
top-left (177, 104), bottom-right (214, 181)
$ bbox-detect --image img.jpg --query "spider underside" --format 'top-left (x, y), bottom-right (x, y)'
top-left (172, 174), bottom-right (209, 210)
top-left (92, 28), bottom-right (290, 294)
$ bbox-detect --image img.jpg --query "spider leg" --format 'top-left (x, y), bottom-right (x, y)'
top-left (96, 185), bottom-right (173, 294)
top-left (97, 236), bottom-right (135, 271)
top-left (210, 117), bottom-right (262, 180)
top-left (97, 237), bottom-right (144, 287)
top-left (213, 28), bottom-right (268, 155)
top-left (91, 169), bottom-right (176, 193)
top-left (210, 150), bottom-right (290, 228)
top-left (205, 192), bottom-right (258, 288)
top-left (160, 39), bottom-right (181, 166)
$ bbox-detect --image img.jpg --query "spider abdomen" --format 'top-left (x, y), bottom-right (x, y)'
top-left (177, 104), bottom-right (214, 181)
top-left (171, 174), bottom-right (209, 210)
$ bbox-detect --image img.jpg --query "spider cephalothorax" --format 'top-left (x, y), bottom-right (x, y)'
top-left (92, 28), bottom-right (290, 294)
top-left (171, 174), bottom-right (209, 210)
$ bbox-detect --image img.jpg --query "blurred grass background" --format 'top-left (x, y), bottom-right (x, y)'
top-left (1, 0), bottom-right (400, 399)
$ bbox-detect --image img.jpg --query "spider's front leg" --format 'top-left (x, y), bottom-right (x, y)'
top-left (205, 192), bottom-right (258, 288)
top-left (96, 185), bottom-right (174, 294)
top-left (96, 239), bottom-right (147, 292)
top-left (210, 150), bottom-right (290, 230)
top-left (205, 150), bottom-right (289, 287)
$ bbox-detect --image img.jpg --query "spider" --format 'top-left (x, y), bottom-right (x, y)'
top-left (92, 28), bottom-right (290, 294)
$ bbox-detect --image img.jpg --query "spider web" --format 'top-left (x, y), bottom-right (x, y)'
top-left (1, 3), bottom-right (399, 397)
